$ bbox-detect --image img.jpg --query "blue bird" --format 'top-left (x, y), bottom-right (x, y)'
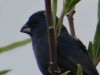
top-left (20, 11), bottom-right (99, 75)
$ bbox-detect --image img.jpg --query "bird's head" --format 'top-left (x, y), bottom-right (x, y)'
top-left (21, 10), bottom-right (68, 40)
top-left (20, 11), bottom-right (47, 37)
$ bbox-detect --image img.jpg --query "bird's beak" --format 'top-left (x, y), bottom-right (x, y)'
top-left (20, 24), bottom-right (31, 34)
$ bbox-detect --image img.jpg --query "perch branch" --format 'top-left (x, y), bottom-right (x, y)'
top-left (44, 0), bottom-right (59, 75)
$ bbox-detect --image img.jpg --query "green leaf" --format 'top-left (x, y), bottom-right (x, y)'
top-left (88, 0), bottom-right (100, 65)
top-left (88, 41), bottom-right (94, 61)
top-left (77, 64), bottom-right (83, 75)
top-left (63, 0), bottom-right (80, 14)
top-left (56, 0), bottom-right (80, 36)
top-left (0, 69), bottom-right (11, 75)
top-left (92, 22), bottom-right (100, 64)
top-left (98, 0), bottom-right (100, 20)
top-left (60, 71), bottom-right (70, 75)
top-left (0, 38), bottom-right (31, 53)
top-left (94, 0), bottom-right (100, 58)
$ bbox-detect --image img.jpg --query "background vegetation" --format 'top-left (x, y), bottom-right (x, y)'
top-left (0, 0), bottom-right (100, 75)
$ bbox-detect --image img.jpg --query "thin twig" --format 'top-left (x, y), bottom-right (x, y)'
top-left (95, 56), bottom-right (100, 66)
top-left (52, 0), bottom-right (57, 28)
top-left (66, 9), bottom-right (76, 37)
top-left (44, 0), bottom-right (59, 75)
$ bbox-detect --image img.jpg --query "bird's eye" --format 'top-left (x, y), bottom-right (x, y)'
top-left (26, 21), bottom-right (38, 28)
top-left (31, 21), bottom-right (38, 28)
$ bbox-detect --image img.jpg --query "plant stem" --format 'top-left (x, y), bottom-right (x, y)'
top-left (66, 9), bottom-right (76, 37)
top-left (44, 0), bottom-right (59, 75)
top-left (95, 56), bottom-right (100, 66)
top-left (52, 0), bottom-right (57, 28)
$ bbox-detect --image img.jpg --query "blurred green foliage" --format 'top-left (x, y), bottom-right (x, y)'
top-left (60, 64), bottom-right (83, 75)
top-left (60, 71), bottom-right (70, 75)
top-left (0, 38), bottom-right (31, 53)
top-left (0, 70), bottom-right (11, 75)
top-left (56, 0), bottom-right (80, 35)
top-left (0, 0), bottom-right (100, 75)
top-left (0, 38), bottom-right (31, 74)
top-left (88, 0), bottom-right (100, 65)
top-left (76, 64), bottom-right (83, 75)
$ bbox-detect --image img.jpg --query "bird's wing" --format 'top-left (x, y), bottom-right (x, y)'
top-left (57, 34), bottom-right (99, 75)
top-left (75, 39), bottom-right (99, 74)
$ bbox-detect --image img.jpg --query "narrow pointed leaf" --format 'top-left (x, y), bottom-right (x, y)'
top-left (56, 0), bottom-right (80, 36)
top-left (63, 0), bottom-right (80, 13)
top-left (60, 71), bottom-right (70, 75)
top-left (88, 41), bottom-right (94, 61)
top-left (88, 0), bottom-right (100, 65)
top-left (0, 69), bottom-right (11, 75)
top-left (77, 64), bottom-right (83, 75)
top-left (0, 38), bottom-right (31, 53)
